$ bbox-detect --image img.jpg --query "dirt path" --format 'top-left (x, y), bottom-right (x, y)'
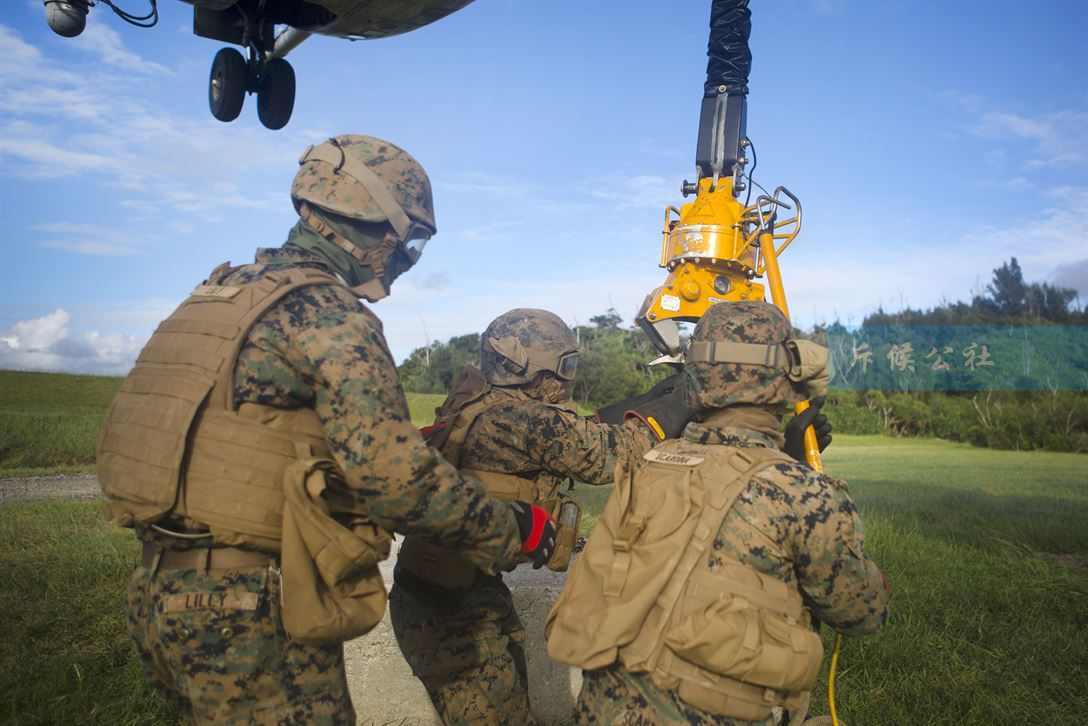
top-left (0, 475), bottom-right (100, 505)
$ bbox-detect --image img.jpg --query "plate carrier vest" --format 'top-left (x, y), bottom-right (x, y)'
top-left (397, 366), bottom-right (578, 588)
top-left (546, 440), bottom-right (825, 721)
top-left (97, 262), bottom-right (373, 552)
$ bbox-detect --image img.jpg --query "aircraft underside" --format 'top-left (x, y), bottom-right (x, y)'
top-left (42, 0), bottom-right (475, 129)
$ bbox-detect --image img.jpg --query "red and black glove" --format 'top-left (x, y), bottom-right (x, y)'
top-left (510, 501), bottom-right (557, 569)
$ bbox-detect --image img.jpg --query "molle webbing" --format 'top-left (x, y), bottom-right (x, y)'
top-left (97, 265), bottom-right (346, 541)
top-left (545, 442), bottom-right (811, 720)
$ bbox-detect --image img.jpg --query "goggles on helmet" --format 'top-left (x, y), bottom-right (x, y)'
top-left (555, 351), bottom-right (580, 381)
top-left (401, 232), bottom-right (429, 264)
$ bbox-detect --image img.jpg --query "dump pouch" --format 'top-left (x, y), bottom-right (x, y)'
top-left (664, 594), bottom-right (823, 693)
top-left (280, 458), bottom-right (392, 644)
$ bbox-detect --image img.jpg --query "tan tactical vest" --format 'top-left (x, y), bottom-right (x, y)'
top-left (98, 263), bottom-right (362, 552)
top-left (426, 365), bottom-right (569, 507)
top-left (546, 441), bottom-right (824, 721)
top-left (397, 366), bottom-right (578, 587)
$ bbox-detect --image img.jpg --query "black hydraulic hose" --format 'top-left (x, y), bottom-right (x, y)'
top-left (693, 0), bottom-right (751, 184)
top-left (704, 0), bottom-right (751, 96)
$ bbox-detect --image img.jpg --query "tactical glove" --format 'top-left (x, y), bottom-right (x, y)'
top-left (596, 372), bottom-right (683, 425)
top-left (510, 501), bottom-right (558, 569)
top-left (621, 373), bottom-right (698, 441)
top-left (783, 396), bottom-right (832, 463)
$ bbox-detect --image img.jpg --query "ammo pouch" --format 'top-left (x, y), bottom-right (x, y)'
top-left (280, 458), bottom-right (392, 644)
top-left (547, 497), bottom-right (581, 573)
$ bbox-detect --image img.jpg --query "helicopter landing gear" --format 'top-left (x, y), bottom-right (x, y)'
top-left (257, 57), bottom-right (295, 130)
top-left (209, 47), bottom-right (246, 123)
top-left (207, 39), bottom-right (295, 129)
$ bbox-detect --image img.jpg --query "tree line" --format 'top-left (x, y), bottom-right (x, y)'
top-left (397, 309), bottom-right (670, 410)
top-left (397, 259), bottom-right (1086, 451)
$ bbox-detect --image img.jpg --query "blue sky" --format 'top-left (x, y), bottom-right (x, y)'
top-left (1, 0), bottom-right (1085, 374)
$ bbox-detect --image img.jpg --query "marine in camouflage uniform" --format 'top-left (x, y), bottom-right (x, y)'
top-left (389, 308), bottom-right (695, 726)
top-left (103, 135), bottom-right (557, 725)
top-left (547, 301), bottom-right (890, 726)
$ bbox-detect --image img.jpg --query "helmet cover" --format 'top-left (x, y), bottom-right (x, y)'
top-left (481, 309), bottom-right (579, 387)
top-left (685, 301), bottom-right (804, 408)
top-left (292, 134), bottom-right (436, 238)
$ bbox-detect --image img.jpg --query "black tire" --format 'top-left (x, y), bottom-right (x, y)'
top-left (257, 58), bottom-right (296, 130)
top-left (209, 47), bottom-right (246, 123)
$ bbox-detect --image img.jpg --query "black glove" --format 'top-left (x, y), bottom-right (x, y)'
top-left (625, 373), bottom-right (699, 441)
top-left (596, 372), bottom-right (683, 425)
top-left (510, 501), bottom-right (557, 569)
top-left (783, 396), bottom-right (832, 463)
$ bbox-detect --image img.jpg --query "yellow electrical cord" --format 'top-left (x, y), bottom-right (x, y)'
top-left (828, 633), bottom-right (843, 726)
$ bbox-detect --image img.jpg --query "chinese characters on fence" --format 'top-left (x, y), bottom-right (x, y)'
top-left (849, 341), bottom-right (995, 377)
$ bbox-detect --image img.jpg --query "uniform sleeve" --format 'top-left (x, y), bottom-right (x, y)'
top-left (785, 467), bottom-right (890, 635)
top-left (467, 402), bottom-right (658, 484)
top-left (272, 284), bottom-right (522, 572)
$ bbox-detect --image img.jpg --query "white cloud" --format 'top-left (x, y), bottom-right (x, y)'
top-left (0, 308), bottom-right (145, 374)
top-left (70, 23), bottom-right (171, 75)
top-left (0, 24), bottom-right (314, 226)
top-left (587, 174), bottom-right (678, 211)
top-left (3, 309), bottom-right (69, 351)
top-left (34, 222), bottom-right (143, 256)
top-left (976, 109), bottom-right (1088, 167)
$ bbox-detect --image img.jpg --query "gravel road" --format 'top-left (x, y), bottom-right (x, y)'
top-left (0, 475), bottom-right (100, 505)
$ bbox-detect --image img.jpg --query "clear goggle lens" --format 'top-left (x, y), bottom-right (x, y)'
top-left (556, 351), bottom-right (580, 381)
top-left (402, 234), bottom-right (429, 264)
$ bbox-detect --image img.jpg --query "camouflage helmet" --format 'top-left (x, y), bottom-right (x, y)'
top-left (291, 134), bottom-right (436, 243)
top-left (685, 301), bottom-right (807, 409)
top-left (481, 309), bottom-right (580, 387)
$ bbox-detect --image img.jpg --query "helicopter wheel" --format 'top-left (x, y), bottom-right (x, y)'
top-left (208, 47), bottom-right (247, 123)
top-left (257, 58), bottom-right (296, 130)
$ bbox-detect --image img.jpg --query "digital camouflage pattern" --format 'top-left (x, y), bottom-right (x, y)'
top-left (126, 564), bottom-right (353, 725)
top-left (480, 308), bottom-right (579, 388)
top-left (576, 666), bottom-right (758, 726)
top-left (129, 245), bottom-right (525, 721)
top-left (390, 573), bottom-right (533, 726)
top-left (392, 371), bottom-right (658, 725)
top-left (291, 134), bottom-right (436, 232)
top-left (223, 247), bottom-right (521, 564)
top-left (574, 407), bottom-right (890, 725)
top-left (687, 301), bottom-right (803, 409)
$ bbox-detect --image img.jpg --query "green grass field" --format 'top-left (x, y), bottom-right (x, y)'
top-left (1, 372), bottom-right (1086, 724)
top-left (0, 371), bottom-right (446, 479)
top-left (0, 371), bottom-right (121, 477)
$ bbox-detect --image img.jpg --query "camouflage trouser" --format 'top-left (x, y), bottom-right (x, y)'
top-left (389, 569), bottom-right (535, 726)
top-left (125, 563), bottom-right (355, 725)
top-left (574, 666), bottom-right (777, 726)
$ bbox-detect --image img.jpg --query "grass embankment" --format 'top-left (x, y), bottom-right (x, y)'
top-left (0, 371), bottom-right (445, 479)
top-left (0, 371), bottom-right (121, 478)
